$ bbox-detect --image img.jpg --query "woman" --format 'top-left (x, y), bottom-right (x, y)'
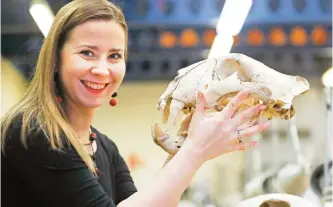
top-left (1, 0), bottom-right (269, 206)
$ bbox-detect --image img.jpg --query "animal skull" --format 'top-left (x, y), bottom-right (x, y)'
top-left (151, 53), bottom-right (310, 155)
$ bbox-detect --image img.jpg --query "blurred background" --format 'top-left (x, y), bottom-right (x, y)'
top-left (1, 0), bottom-right (332, 206)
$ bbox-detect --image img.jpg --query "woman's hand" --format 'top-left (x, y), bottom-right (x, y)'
top-left (120, 89), bottom-right (270, 207)
top-left (181, 89), bottom-right (270, 164)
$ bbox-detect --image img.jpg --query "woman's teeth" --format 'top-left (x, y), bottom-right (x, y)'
top-left (83, 81), bottom-right (106, 90)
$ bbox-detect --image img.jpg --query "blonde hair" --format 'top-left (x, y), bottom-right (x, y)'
top-left (1, 0), bottom-right (128, 174)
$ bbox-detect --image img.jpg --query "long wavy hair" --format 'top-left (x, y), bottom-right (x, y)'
top-left (1, 0), bottom-right (128, 174)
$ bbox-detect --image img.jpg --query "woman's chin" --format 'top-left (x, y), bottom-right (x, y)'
top-left (80, 99), bottom-right (105, 109)
top-left (87, 103), bottom-right (103, 109)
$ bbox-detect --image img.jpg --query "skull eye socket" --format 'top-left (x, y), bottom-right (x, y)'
top-left (272, 100), bottom-right (286, 110)
top-left (272, 103), bottom-right (281, 110)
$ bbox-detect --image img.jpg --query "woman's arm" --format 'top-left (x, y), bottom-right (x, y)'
top-left (118, 142), bottom-right (204, 207)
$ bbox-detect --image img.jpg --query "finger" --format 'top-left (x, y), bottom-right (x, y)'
top-left (231, 104), bottom-right (266, 128)
top-left (226, 122), bottom-right (270, 144)
top-left (220, 89), bottom-right (251, 119)
top-left (193, 91), bottom-right (206, 119)
top-left (238, 122), bottom-right (270, 138)
top-left (235, 141), bottom-right (259, 151)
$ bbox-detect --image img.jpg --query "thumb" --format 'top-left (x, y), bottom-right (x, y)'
top-left (193, 91), bottom-right (206, 117)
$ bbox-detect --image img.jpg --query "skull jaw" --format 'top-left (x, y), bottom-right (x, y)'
top-left (151, 122), bottom-right (183, 155)
top-left (151, 113), bottom-right (193, 155)
top-left (212, 91), bottom-right (296, 121)
top-left (160, 93), bottom-right (297, 129)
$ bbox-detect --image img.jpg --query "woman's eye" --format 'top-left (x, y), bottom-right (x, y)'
top-left (109, 53), bottom-right (122, 59)
top-left (80, 50), bottom-right (94, 57)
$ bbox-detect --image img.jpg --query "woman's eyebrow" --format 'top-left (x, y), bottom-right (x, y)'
top-left (76, 44), bottom-right (124, 52)
top-left (75, 44), bottom-right (98, 50)
top-left (109, 48), bottom-right (124, 53)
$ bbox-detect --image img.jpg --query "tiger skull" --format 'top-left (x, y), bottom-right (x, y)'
top-left (151, 53), bottom-right (310, 155)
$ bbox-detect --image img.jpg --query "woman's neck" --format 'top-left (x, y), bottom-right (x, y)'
top-left (64, 101), bottom-right (94, 143)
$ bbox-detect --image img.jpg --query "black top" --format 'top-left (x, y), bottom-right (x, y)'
top-left (1, 118), bottom-right (137, 207)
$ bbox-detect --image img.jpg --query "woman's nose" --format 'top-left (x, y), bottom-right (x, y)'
top-left (91, 60), bottom-right (110, 76)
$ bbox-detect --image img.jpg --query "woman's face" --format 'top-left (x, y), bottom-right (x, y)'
top-left (59, 19), bottom-right (126, 109)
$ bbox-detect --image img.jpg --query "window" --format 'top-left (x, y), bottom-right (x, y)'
top-left (135, 0), bottom-right (149, 16)
top-left (189, 0), bottom-right (201, 15)
top-left (141, 60), bottom-right (151, 72)
top-left (293, 0), bottom-right (306, 13)
top-left (214, 0), bottom-right (226, 13)
top-left (180, 59), bottom-right (189, 69)
top-left (161, 60), bottom-right (170, 73)
top-left (319, 0), bottom-right (332, 13)
top-left (160, 0), bottom-right (175, 16)
top-left (137, 30), bottom-right (155, 49)
top-left (268, 0), bottom-right (281, 13)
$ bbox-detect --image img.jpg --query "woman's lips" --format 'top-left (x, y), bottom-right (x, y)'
top-left (81, 80), bottom-right (110, 94)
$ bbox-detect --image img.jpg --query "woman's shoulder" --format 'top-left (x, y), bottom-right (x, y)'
top-left (3, 115), bottom-right (64, 150)
top-left (2, 115), bottom-right (31, 148)
top-left (2, 116), bottom-right (85, 169)
top-left (3, 115), bottom-right (24, 136)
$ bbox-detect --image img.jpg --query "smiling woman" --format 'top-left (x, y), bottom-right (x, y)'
top-left (1, 0), bottom-right (270, 207)
top-left (59, 19), bottom-right (126, 109)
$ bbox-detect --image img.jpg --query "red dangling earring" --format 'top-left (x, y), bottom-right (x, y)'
top-left (57, 96), bottom-right (63, 103)
top-left (109, 92), bottom-right (117, 106)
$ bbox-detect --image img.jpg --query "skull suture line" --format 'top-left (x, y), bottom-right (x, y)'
top-left (151, 53), bottom-right (310, 155)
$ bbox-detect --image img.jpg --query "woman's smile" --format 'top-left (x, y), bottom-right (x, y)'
top-left (80, 80), bottom-right (110, 94)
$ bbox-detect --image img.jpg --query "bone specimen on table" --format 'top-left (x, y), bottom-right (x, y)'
top-left (236, 193), bottom-right (315, 207)
top-left (151, 53), bottom-right (310, 156)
